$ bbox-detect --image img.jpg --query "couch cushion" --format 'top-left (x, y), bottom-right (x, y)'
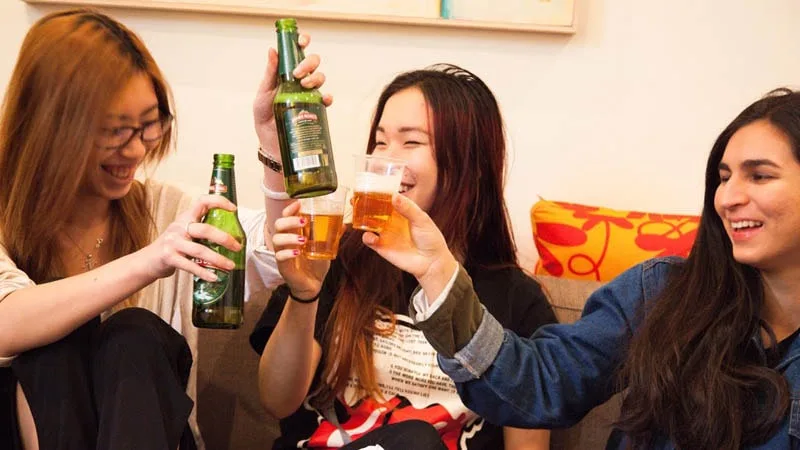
top-left (534, 274), bottom-right (621, 450)
top-left (531, 199), bottom-right (699, 281)
top-left (197, 274), bottom-right (620, 450)
top-left (534, 274), bottom-right (604, 323)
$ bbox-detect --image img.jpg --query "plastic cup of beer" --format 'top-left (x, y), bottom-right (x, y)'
top-left (352, 154), bottom-right (407, 233)
top-left (298, 186), bottom-right (349, 260)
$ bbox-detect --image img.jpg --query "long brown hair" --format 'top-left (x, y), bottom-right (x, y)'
top-left (618, 88), bottom-right (800, 448)
top-left (0, 9), bottom-right (174, 284)
top-left (318, 64), bottom-right (518, 404)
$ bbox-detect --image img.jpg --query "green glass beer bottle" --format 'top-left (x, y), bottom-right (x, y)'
top-left (192, 153), bottom-right (246, 329)
top-left (273, 18), bottom-right (338, 198)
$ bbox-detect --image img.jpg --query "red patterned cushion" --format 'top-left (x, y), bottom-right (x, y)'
top-left (531, 200), bottom-right (700, 281)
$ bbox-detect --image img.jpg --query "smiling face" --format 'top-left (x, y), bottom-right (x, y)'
top-left (81, 72), bottom-right (160, 200)
top-left (714, 119), bottom-right (800, 273)
top-left (371, 87), bottom-right (438, 212)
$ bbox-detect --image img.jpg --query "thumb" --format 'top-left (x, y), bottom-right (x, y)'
top-left (391, 193), bottom-right (430, 228)
top-left (257, 48), bottom-right (279, 93)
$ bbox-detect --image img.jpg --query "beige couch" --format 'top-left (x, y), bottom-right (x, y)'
top-left (195, 274), bottom-right (619, 449)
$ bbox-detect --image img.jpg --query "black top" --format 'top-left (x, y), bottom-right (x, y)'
top-left (251, 261), bottom-right (556, 450)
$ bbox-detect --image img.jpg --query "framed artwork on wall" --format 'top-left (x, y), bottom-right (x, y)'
top-left (21, 0), bottom-right (577, 34)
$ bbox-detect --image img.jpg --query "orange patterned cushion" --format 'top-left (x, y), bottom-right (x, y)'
top-left (531, 200), bottom-right (700, 281)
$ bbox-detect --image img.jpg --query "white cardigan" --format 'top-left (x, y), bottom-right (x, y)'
top-left (0, 180), bottom-right (283, 449)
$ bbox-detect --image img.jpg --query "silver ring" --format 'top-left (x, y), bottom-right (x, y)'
top-left (184, 221), bottom-right (194, 236)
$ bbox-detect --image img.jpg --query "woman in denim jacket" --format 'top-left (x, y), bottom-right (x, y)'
top-left (355, 87), bottom-right (800, 449)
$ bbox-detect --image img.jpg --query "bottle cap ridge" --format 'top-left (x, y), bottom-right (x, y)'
top-left (275, 18), bottom-right (298, 30)
top-left (213, 153), bottom-right (235, 164)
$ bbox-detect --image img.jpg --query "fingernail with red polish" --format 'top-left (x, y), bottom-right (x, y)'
top-left (298, 236), bottom-right (306, 243)
top-left (293, 249), bottom-right (300, 256)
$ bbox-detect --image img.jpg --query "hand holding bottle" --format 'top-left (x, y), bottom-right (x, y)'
top-left (253, 33), bottom-right (330, 151)
top-left (270, 19), bottom-right (338, 198)
top-left (272, 201), bottom-right (330, 300)
top-left (362, 194), bottom-right (458, 303)
top-left (139, 194), bottom-right (241, 283)
top-left (192, 154), bottom-right (247, 329)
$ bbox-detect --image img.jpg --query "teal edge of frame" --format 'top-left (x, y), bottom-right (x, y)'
top-left (440, 0), bottom-right (452, 19)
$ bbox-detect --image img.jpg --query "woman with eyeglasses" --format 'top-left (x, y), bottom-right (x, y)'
top-left (0, 9), bottom-right (325, 449)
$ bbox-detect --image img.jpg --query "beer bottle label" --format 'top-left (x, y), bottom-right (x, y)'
top-left (209, 177), bottom-right (228, 194)
top-left (193, 258), bottom-right (230, 306)
top-left (281, 104), bottom-right (331, 173)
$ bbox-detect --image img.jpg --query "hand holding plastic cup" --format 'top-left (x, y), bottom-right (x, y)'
top-left (351, 155), bottom-right (406, 233)
top-left (298, 185), bottom-right (349, 260)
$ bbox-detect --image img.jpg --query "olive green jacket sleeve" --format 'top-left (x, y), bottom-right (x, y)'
top-left (409, 265), bottom-right (484, 359)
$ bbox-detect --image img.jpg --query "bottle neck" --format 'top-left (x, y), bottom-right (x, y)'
top-left (208, 166), bottom-right (238, 205)
top-left (276, 28), bottom-right (304, 83)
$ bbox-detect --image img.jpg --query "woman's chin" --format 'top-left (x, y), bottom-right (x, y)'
top-left (93, 183), bottom-right (134, 201)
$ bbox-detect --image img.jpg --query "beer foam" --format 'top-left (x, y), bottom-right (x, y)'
top-left (354, 172), bottom-right (401, 194)
top-left (300, 201), bottom-right (344, 215)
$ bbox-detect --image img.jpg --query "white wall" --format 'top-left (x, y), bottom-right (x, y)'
top-left (2, 0), bottom-right (800, 270)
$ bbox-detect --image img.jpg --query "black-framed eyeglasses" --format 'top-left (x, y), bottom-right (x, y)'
top-left (97, 115), bottom-right (173, 151)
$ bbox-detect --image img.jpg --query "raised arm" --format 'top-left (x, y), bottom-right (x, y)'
top-left (363, 193), bottom-right (663, 428)
top-left (422, 265), bottom-right (646, 428)
top-left (252, 34), bottom-right (330, 250)
top-left (248, 36), bottom-right (332, 417)
top-left (255, 201), bottom-right (330, 418)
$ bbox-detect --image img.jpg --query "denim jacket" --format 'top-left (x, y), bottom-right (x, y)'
top-left (413, 257), bottom-right (800, 449)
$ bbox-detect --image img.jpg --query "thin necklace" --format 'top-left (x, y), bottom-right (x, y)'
top-left (65, 232), bottom-right (105, 271)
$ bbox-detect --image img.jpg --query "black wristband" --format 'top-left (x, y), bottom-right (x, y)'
top-left (289, 290), bottom-right (320, 304)
top-left (258, 147), bottom-right (283, 173)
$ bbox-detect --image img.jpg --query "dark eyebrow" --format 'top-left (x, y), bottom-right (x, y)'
top-left (375, 126), bottom-right (428, 135)
top-left (106, 104), bottom-right (159, 121)
top-left (399, 126), bottom-right (428, 135)
top-left (718, 159), bottom-right (780, 172)
top-left (742, 159), bottom-right (780, 169)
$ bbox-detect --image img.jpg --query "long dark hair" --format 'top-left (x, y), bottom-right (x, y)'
top-left (618, 88), bottom-right (800, 448)
top-left (318, 64), bottom-right (518, 403)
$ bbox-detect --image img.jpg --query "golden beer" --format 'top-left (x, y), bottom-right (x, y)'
top-left (299, 212), bottom-right (345, 260)
top-left (351, 155), bottom-right (406, 233)
top-left (352, 191), bottom-right (394, 233)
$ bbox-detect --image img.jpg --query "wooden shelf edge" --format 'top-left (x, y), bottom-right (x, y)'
top-left (21, 0), bottom-right (577, 35)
